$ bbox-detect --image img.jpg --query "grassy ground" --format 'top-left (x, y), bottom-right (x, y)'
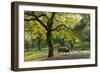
top-left (24, 48), bottom-right (48, 61)
top-left (24, 41), bottom-right (90, 61)
top-left (24, 47), bottom-right (90, 61)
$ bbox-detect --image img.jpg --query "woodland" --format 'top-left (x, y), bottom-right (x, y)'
top-left (24, 11), bottom-right (90, 61)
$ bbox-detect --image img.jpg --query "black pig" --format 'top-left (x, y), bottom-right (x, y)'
top-left (58, 46), bottom-right (70, 54)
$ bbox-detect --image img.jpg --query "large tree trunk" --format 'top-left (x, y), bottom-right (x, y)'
top-left (46, 31), bottom-right (54, 58)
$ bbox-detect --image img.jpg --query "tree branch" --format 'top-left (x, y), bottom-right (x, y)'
top-left (25, 12), bottom-right (48, 18)
top-left (24, 18), bottom-right (37, 21)
top-left (51, 24), bottom-right (72, 31)
top-left (36, 18), bottom-right (48, 30)
top-left (24, 12), bottom-right (31, 16)
top-left (49, 13), bottom-right (56, 25)
top-left (47, 12), bottom-right (56, 30)
top-left (37, 14), bottom-right (48, 18)
top-left (25, 12), bottom-right (48, 30)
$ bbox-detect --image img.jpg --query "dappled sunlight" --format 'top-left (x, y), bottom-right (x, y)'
top-left (24, 11), bottom-right (90, 61)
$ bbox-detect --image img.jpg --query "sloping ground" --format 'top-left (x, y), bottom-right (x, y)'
top-left (48, 51), bottom-right (90, 60)
top-left (25, 51), bottom-right (90, 61)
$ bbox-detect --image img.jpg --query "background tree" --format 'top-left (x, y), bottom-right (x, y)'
top-left (24, 20), bottom-right (46, 50)
top-left (73, 14), bottom-right (90, 41)
top-left (52, 13), bottom-right (82, 49)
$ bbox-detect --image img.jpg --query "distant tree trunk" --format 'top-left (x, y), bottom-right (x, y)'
top-left (30, 30), bottom-right (34, 48)
top-left (31, 39), bottom-right (34, 48)
top-left (69, 40), bottom-right (74, 49)
top-left (61, 38), bottom-right (65, 46)
top-left (37, 36), bottom-right (41, 50)
top-left (25, 40), bottom-right (29, 51)
top-left (57, 38), bottom-right (65, 46)
top-left (46, 31), bottom-right (54, 58)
